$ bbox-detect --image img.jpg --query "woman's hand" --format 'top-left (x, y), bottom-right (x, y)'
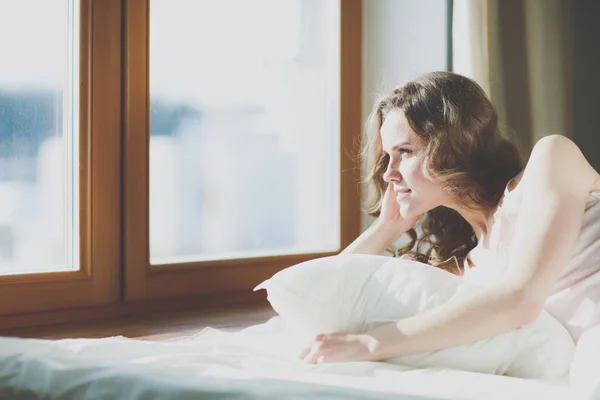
top-left (340, 183), bottom-right (424, 256)
top-left (376, 183), bottom-right (422, 235)
top-left (298, 331), bottom-right (381, 364)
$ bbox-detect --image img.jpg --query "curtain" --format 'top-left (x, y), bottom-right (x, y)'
top-left (452, 0), bottom-right (573, 162)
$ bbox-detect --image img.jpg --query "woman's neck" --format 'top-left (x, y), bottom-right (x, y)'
top-left (455, 206), bottom-right (495, 242)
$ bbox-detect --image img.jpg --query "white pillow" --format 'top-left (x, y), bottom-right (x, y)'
top-left (254, 253), bottom-right (575, 378)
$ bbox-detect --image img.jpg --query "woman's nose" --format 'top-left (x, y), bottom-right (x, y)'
top-left (383, 165), bottom-right (401, 183)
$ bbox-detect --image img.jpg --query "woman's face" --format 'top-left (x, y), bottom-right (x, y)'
top-left (380, 109), bottom-right (450, 219)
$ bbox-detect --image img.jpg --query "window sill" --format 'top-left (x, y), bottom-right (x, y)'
top-left (1, 301), bottom-right (277, 340)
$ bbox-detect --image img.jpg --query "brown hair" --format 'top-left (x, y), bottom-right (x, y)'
top-left (363, 71), bottom-right (523, 274)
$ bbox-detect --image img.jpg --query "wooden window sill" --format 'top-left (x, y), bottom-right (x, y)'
top-left (0, 302), bottom-right (277, 341)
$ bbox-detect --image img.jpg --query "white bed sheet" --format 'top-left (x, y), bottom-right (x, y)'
top-left (0, 317), bottom-right (585, 400)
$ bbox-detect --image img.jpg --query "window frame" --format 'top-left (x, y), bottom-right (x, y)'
top-left (0, 0), bottom-right (362, 329)
top-left (122, 0), bottom-right (362, 302)
top-left (0, 0), bottom-right (122, 320)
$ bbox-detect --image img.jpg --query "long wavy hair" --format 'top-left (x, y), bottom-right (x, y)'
top-left (363, 71), bottom-right (523, 274)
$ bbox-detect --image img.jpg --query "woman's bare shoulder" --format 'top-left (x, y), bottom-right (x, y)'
top-left (513, 135), bottom-right (600, 196)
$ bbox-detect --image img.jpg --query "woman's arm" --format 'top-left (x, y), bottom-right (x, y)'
top-left (340, 220), bottom-right (404, 255)
top-left (368, 135), bottom-right (599, 360)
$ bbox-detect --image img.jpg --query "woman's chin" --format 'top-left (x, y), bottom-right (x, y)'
top-left (399, 205), bottom-right (415, 220)
top-left (399, 202), bottom-right (425, 221)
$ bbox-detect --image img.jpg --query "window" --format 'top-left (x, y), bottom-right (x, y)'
top-left (0, 0), bottom-right (79, 274)
top-left (148, 0), bottom-right (341, 264)
top-left (0, 0), bottom-right (121, 323)
top-left (0, 0), bottom-right (361, 327)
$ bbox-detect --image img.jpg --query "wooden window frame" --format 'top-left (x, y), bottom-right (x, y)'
top-left (0, 0), bottom-right (122, 326)
top-left (122, 0), bottom-right (362, 303)
top-left (0, 0), bottom-right (361, 330)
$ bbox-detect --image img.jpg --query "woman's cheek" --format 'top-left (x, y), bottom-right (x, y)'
top-left (401, 163), bottom-right (419, 184)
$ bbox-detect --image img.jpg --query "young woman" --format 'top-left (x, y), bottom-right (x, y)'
top-left (299, 71), bottom-right (600, 364)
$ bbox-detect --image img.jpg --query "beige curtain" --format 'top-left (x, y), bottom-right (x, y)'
top-left (452, 0), bottom-right (573, 162)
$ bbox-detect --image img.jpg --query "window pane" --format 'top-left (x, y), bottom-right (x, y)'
top-left (149, 0), bottom-right (340, 264)
top-left (0, 0), bottom-right (79, 274)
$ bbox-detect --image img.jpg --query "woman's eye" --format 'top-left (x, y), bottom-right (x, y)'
top-left (398, 149), bottom-right (412, 155)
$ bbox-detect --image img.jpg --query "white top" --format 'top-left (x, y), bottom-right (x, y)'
top-left (462, 179), bottom-right (600, 342)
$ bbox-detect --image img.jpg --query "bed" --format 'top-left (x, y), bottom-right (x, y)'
top-left (0, 316), bottom-right (585, 400)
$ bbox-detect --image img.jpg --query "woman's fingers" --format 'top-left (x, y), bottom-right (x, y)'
top-left (297, 345), bottom-right (311, 361)
top-left (385, 183), bottom-right (399, 205)
top-left (383, 182), bottom-right (395, 202)
top-left (299, 335), bottom-right (328, 363)
top-left (300, 346), bottom-right (321, 364)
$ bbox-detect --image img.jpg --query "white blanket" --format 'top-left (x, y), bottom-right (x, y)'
top-left (0, 317), bottom-right (584, 400)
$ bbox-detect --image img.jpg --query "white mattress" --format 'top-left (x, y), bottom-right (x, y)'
top-left (0, 317), bottom-right (585, 400)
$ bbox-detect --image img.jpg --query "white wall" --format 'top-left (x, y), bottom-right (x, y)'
top-left (361, 0), bottom-right (449, 231)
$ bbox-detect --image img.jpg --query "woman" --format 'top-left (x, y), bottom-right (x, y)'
top-left (299, 71), bottom-right (600, 364)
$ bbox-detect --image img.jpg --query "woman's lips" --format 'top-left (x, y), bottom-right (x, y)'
top-left (396, 189), bottom-right (411, 201)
